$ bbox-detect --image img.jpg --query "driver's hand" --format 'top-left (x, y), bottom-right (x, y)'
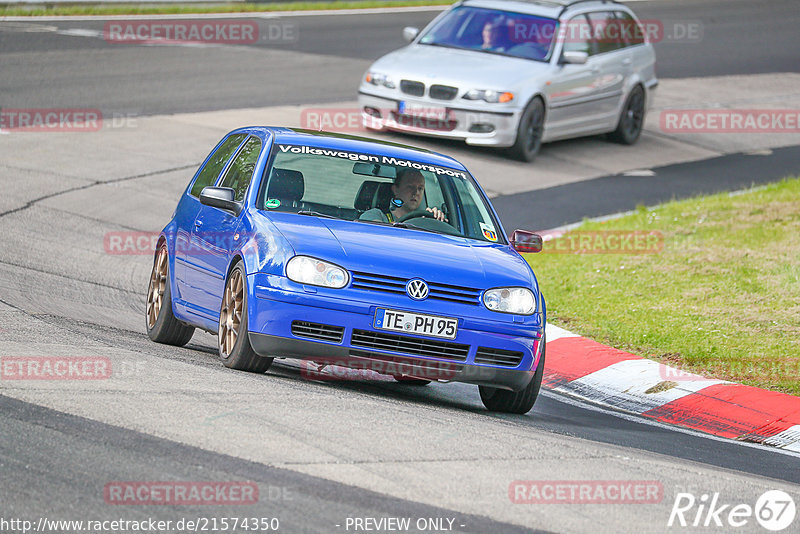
top-left (426, 207), bottom-right (448, 222)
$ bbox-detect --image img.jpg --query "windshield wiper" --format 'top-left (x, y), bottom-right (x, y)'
top-left (297, 210), bottom-right (338, 219)
top-left (357, 219), bottom-right (399, 227)
top-left (395, 222), bottom-right (463, 237)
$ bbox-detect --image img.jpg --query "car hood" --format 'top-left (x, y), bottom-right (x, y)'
top-left (369, 44), bottom-right (551, 91)
top-left (267, 213), bottom-right (536, 290)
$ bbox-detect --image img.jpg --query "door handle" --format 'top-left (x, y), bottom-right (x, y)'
top-left (194, 220), bottom-right (203, 229)
top-left (622, 58), bottom-right (632, 65)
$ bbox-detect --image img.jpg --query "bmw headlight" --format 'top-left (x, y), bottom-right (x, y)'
top-left (463, 89), bottom-right (514, 103)
top-left (365, 71), bottom-right (396, 89)
top-left (483, 287), bottom-right (535, 315)
top-left (286, 256), bottom-right (349, 289)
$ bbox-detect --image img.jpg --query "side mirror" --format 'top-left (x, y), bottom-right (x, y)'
top-left (511, 229), bottom-right (543, 253)
top-left (561, 51), bottom-right (588, 65)
top-left (199, 186), bottom-right (241, 215)
top-left (403, 26), bottom-right (420, 43)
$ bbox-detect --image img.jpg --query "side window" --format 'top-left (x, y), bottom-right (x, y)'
top-left (615, 11), bottom-right (645, 47)
top-left (218, 136), bottom-right (262, 202)
top-left (587, 11), bottom-right (623, 54)
top-left (189, 133), bottom-right (246, 198)
top-left (423, 173), bottom-right (446, 213)
top-left (450, 177), bottom-right (497, 242)
top-left (561, 14), bottom-right (593, 56)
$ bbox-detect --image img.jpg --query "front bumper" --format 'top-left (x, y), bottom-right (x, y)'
top-left (358, 90), bottom-right (521, 148)
top-left (248, 274), bottom-right (543, 391)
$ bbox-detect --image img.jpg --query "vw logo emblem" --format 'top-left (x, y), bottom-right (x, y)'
top-left (406, 279), bottom-right (429, 300)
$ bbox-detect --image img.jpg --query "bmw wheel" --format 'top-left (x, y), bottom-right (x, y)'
top-left (146, 245), bottom-right (195, 346)
top-left (218, 262), bottom-right (273, 373)
top-left (609, 85), bottom-right (645, 145)
top-left (508, 97), bottom-right (545, 162)
top-left (479, 334), bottom-right (545, 414)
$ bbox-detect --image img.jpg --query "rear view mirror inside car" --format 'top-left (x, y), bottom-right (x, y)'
top-left (352, 162), bottom-right (396, 179)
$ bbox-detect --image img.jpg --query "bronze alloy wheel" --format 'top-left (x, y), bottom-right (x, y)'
top-left (146, 247), bottom-right (168, 329)
top-left (219, 268), bottom-right (245, 357)
top-left (217, 263), bottom-right (273, 373)
top-left (146, 245), bottom-right (194, 346)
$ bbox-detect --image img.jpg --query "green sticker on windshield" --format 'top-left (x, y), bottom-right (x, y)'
top-left (265, 198), bottom-right (281, 209)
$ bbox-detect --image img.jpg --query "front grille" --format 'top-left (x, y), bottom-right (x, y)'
top-left (351, 271), bottom-right (480, 305)
top-left (474, 347), bottom-right (524, 367)
top-left (291, 321), bottom-right (345, 343)
top-left (429, 84), bottom-right (458, 101)
top-left (400, 80), bottom-right (425, 97)
top-left (351, 329), bottom-right (469, 361)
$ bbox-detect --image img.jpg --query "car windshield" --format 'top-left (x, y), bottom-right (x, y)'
top-left (418, 6), bottom-right (557, 62)
top-left (259, 143), bottom-right (505, 244)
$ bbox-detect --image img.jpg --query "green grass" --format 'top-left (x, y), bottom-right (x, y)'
top-left (0, 0), bottom-right (452, 17)
top-left (528, 177), bottom-right (800, 396)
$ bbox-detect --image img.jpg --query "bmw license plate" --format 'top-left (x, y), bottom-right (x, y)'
top-left (398, 101), bottom-right (448, 120)
top-left (374, 308), bottom-right (458, 340)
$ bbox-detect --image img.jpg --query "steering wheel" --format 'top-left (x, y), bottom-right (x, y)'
top-left (396, 209), bottom-right (439, 223)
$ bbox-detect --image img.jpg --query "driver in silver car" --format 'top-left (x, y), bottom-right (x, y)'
top-left (360, 169), bottom-right (448, 223)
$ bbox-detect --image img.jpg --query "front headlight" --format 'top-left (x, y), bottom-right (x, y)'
top-left (463, 89), bottom-right (514, 103)
top-left (286, 256), bottom-right (349, 289)
top-left (365, 71), bottom-right (396, 89)
top-left (483, 287), bottom-right (535, 315)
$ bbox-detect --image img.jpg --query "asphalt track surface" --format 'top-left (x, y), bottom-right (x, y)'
top-left (1, 0), bottom-right (799, 114)
top-left (1, 0), bottom-right (800, 532)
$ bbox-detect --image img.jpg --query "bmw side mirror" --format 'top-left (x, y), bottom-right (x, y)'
top-left (511, 230), bottom-right (543, 253)
top-left (561, 51), bottom-right (588, 65)
top-left (199, 186), bottom-right (241, 215)
top-left (403, 26), bottom-right (420, 43)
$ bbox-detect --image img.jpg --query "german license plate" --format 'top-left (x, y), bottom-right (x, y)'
top-left (398, 101), bottom-right (448, 120)
top-left (374, 308), bottom-right (458, 340)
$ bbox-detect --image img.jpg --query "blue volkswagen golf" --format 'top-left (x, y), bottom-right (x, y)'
top-left (146, 127), bottom-right (546, 413)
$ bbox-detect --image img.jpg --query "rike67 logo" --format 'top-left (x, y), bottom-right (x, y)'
top-left (668, 490), bottom-right (796, 531)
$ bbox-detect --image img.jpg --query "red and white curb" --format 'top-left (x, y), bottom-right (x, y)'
top-left (543, 323), bottom-right (800, 451)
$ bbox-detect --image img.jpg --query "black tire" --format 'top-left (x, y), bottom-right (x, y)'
top-left (609, 85), bottom-right (645, 145)
top-left (146, 245), bottom-right (195, 346)
top-left (218, 262), bottom-right (273, 373)
top-left (508, 97), bottom-right (545, 162)
top-left (479, 335), bottom-right (546, 414)
top-left (393, 376), bottom-right (432, 386)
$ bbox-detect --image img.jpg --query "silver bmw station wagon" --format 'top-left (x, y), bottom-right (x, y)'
top-left (358, 0), bottom-right (658, 161)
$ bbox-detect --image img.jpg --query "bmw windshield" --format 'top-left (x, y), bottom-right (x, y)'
top-left (418, 6), bottom-right (558, 62)
top-left (259, 143), bottom-right (506, 244)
